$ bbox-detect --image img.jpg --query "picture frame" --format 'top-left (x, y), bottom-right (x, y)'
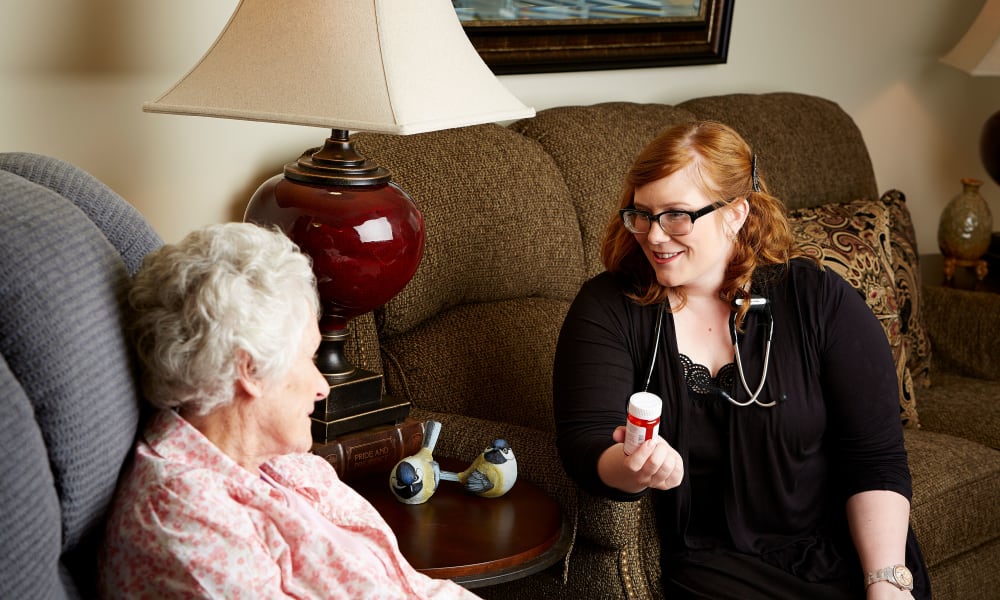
top-left (457, 0), bottom-right (734, 74)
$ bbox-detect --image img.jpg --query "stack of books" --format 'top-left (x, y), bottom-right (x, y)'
top-left (312, 417), bottom-right (426, 482)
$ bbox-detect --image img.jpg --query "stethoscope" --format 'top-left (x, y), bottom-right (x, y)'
top-left (726, 296), bottom-right (775, 407)
top-left (646, 296), bottom-right (775, 407)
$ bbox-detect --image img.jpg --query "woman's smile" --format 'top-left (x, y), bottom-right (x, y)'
top-left (653, 249), bottom-right (684, 262)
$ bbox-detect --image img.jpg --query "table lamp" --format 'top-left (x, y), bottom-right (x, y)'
top-left (939, 0), bottom-right (999, 283)
top-left (941, 0), bottom-right (1000, 184)
top-left (144, 0), bottom-right (534, 438)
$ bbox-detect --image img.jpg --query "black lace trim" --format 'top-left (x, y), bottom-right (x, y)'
top-left (680, 353), bottom-right (736, 400)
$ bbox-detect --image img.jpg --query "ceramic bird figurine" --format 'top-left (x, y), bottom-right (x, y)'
top-left (388, 420), bottom-right (442, 505)
top-left (440, 438), bottom-right (517, 498)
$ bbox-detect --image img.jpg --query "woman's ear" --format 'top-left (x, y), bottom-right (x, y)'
top-left (235, 350), bottom-right (264, 399)
top-left (728, 197), bottom-right (751, 232)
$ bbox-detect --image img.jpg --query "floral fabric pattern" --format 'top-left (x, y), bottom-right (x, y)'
top-left (99, 410), bottom-right (478, 599)
top-left (788, 198), bottom-right (919, 428)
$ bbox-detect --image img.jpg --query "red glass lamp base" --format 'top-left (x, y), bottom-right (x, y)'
top-left (244, 131), bottom-right (424, 433)
top-left (247, 174), bottom-right (424, 333)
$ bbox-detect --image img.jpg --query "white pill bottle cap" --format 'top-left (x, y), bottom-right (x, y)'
top-left (628, 392), bottom-right (662, 420)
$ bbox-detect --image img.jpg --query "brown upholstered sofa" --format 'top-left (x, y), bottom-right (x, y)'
top-left (344, 92), bottom-right (1000, 599)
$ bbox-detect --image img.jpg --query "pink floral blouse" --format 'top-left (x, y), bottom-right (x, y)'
top-left (99, 410), bottom-right (479, 599)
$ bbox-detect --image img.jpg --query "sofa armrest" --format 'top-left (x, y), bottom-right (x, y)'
top-left (921, 285), bottom-right (1000, 380)
top-left (575, 489), bottom-right (646, 550)
top-left (916, 371), bottom-right (1000, 449)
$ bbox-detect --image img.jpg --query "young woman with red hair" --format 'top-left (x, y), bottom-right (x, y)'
top-left (554, 121), bottom-right (930, 599)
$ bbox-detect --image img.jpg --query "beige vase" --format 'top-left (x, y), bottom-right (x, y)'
top-left (938, 178), bottom-right (993, 261)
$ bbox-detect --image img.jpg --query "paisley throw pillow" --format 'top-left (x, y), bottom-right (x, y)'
top-left (788, 198), bottom-right (919, 428)
top-left (881, 189), bottom-right (932, 389)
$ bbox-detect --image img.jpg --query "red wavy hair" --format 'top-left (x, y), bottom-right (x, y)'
top-left (601, 120), bottom-right (804, 327)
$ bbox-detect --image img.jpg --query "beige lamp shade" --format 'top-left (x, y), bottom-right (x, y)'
top-left (941, 0), bottom-right (1000, 76)
top-left (144, 0), bottom-right (534, 134)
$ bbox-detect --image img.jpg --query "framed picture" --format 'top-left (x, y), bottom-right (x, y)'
top-left (456, 0), bottom-right (734, 74)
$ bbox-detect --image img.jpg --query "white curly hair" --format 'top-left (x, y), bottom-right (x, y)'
top-left (128, 222), bottom-right (320, 415)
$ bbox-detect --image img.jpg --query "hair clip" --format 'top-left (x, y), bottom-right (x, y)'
top-left (751, 153), bottom-right (761, 193)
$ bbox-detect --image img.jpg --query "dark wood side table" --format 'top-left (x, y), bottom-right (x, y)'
top-left (921, 253), bottom-right (1000, 293)
top-left (350, 457), bottom-right (571, 589)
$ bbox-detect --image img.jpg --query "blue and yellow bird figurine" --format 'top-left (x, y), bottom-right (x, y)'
top-left (388, 420), bottom-right (442, 504)
top-left (440, 438), bottom-right (517, 498)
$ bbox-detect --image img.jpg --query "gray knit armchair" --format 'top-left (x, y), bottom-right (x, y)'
top-left (0, 153), bottom-right (161, 598)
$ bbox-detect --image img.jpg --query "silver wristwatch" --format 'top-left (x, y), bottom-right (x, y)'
top-left (865, 564), bottom-right (914, 591)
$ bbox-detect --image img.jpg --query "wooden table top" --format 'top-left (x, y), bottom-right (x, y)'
top-left (350, 457), bottom-right (570, 588)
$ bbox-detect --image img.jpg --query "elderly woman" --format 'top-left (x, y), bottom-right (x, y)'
top-left (99, 223), bottom-right (477, 599)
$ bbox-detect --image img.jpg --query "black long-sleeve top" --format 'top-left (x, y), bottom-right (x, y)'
top-left (553, 258), bottom-right (923, 585)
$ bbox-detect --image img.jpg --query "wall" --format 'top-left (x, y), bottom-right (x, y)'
top-left (3, 0), bottom-right (999, 255)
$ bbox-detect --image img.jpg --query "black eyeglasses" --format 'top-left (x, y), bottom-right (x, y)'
top-left (620, 201), bottom-right (725, 236)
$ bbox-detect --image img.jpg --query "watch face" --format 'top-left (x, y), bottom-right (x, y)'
top-left (893, 565), bottom-right (914, 588)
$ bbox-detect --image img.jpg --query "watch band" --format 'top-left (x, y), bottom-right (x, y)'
top-left (865, 564), bottom-right (914, 591)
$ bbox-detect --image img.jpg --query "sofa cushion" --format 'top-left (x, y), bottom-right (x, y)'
top-left (510, 102), bottom-right (697, 277)
top-left (788, 198), bottom-right (918, 427)
top-left (356, 124), bottom-right (587, 337)
top-left (679, 92), bottom-right (880, 210)
top-left (381, 297), bottom-right (568, 433)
